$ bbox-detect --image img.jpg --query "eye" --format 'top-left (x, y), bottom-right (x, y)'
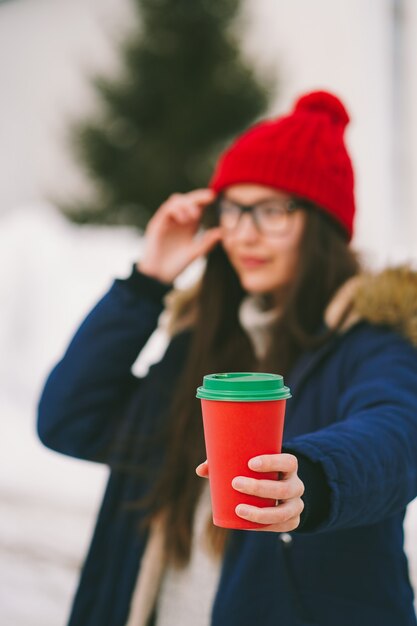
top-left (219, 198), bottom-right (240, 213)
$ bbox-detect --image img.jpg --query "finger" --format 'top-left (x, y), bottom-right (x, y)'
top-left (164, 202), bottom-right (196, 225)
top-left (163, 199), bottom-right (204, 228)
top-left (248, 453), bottom-right (298, 477)
top-left (195, 461), bottom-right (209, 478)
top-left (253, 516), bottom-right (302, 533)
top-left (235, 497), bottom-right (304, 526)
top-left (232, 475), bottom-right (304, 501)
top-left (185, 188), bottom-right (216, 206)
top-left (152, 190), bottom-right (215, 228)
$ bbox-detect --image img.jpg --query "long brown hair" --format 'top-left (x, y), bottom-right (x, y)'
top-left (141, 205), bottom-right (360, 566)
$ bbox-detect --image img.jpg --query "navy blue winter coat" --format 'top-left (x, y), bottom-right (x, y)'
top-left (37, 270), bottom-right (417, 626)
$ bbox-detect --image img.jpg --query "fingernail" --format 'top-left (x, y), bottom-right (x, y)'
top-left (236, 505), bottom-right (249, 517)
top-left (249, 457), bottom-right (262, 469)
top-left (232, 477), bottom-right (244, 489)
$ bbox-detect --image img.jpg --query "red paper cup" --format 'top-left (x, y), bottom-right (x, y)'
top-left (196, 372), bottom-right (291, 530)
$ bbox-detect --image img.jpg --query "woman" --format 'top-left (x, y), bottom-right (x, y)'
top-left (38, 90), bottom-right (417, 626)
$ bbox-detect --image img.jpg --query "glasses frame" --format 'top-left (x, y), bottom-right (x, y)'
top-left (215, 194), bottom-right (308, 236)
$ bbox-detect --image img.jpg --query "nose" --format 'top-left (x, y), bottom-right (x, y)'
top-left (233, 213), bottom-right (259, 241)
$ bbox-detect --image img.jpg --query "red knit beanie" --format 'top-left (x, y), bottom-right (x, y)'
top-left (209, 90), bottom-right (355, 239)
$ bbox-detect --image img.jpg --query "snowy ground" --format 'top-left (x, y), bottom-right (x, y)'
top-left (0, 204), bottom-right (416, 625)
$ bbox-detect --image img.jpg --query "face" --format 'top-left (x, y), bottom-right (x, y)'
top-left (220, 184), bottom-right (306, 297)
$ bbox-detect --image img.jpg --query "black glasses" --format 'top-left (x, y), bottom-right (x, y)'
top-left (215, 195), bottom-right (305, 236)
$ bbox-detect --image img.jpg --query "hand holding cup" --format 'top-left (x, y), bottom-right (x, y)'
top-left (197, 453), bottom-right (304, 532)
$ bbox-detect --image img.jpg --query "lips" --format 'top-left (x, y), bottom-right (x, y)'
top-left (238, 256), bottom-right (268, 269)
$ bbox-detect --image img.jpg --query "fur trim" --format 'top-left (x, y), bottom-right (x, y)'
top-left (324, 275), bottom-right (363, 331)
top-left (353, 266), bottom-right (417, 346)
top-left (325, 266), bottom-right (417, 346)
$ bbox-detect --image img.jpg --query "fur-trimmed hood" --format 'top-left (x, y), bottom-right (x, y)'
top-left (165, 266), bottom-right (417, 347)
top-left (325, 266), bottom-right (417, 346)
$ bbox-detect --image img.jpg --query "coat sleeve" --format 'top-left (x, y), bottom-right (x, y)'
top-left (285, 327), bottom-right (417, 532)
top-left (37, 268), bottom-right (172, 463)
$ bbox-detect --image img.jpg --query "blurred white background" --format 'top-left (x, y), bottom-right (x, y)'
top-left (1, 0), bottom-right (416, 624)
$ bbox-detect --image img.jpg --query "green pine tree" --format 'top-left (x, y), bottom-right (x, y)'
top-left (64, 0), bottom-right (273, 229)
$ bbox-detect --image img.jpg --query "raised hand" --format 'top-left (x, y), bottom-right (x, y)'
top-left (138, 189), bottom-right (222, 284)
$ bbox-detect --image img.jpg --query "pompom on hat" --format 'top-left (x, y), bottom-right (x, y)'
top-left (209, 90), bottom-right (355, 239)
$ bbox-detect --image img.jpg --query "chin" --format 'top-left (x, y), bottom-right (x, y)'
top-left (237, 268), bottom-right (291, 294)
top-left (240, 277), bottom-right (279, 294)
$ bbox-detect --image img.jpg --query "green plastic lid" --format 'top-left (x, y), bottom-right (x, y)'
top-left (196, 372), bottom-right (291, 402)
